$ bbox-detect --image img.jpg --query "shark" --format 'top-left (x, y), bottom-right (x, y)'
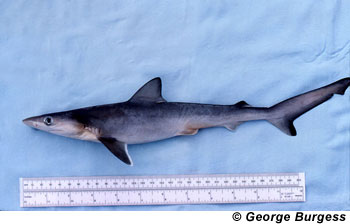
top-left (23, 77), bottom-right (350, 165)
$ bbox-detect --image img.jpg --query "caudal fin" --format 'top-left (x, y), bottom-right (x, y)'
top-left (267, 78), bottom-right (350, 136)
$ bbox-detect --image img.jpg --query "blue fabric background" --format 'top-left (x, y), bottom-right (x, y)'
top-left (0, 0), bottom-right (349, 211)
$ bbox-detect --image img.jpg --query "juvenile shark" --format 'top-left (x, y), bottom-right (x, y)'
top-left (23, 77), bottom-right (350, 165)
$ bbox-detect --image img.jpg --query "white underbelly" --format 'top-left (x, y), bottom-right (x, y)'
top-left (77, 130), bottom-right (99, 142)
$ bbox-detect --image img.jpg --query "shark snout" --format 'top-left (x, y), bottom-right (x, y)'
top-left (22, 117), bottom-right (38, 128)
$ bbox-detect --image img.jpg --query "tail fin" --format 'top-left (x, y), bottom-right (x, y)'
top-left (267, 78), bottom-right (350, 136)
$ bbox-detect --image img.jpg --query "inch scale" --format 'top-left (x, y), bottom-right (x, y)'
top-left (20, 173), bottom-right (305, 207)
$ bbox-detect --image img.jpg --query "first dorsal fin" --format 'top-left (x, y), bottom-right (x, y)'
top-left (129, 77), bottom-right (167, 103)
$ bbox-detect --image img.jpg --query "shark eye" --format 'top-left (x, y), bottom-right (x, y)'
top-left (44, 116), bottom-right (53, 126)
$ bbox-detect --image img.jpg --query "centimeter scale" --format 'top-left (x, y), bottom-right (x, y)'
top-left (20, 173), bottom-right (305, 207)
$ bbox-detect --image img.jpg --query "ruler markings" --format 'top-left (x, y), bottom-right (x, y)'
top-left (20, 173), bottom-right (305, 207)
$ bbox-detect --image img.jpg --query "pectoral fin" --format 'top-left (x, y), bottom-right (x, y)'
top-left (98, 137), bottom-right (133, 166)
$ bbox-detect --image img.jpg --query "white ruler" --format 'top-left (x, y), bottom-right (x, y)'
top-left (20, 173), bottom-right (305, 207)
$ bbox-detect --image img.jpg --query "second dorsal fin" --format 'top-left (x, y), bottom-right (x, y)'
top-left (128, 77), bottom-right (167, 103)
top-left (234, 100), bottom-right (251, 108)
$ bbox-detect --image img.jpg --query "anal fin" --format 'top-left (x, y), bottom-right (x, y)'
top-left (225, 121), bottom-right (244, 131)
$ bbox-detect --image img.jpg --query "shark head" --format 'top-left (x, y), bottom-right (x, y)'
top-left (22, 112), bottom-right (87, 139)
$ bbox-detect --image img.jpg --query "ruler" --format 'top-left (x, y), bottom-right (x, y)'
top-left (20, 173), bottom-right (305, 207)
